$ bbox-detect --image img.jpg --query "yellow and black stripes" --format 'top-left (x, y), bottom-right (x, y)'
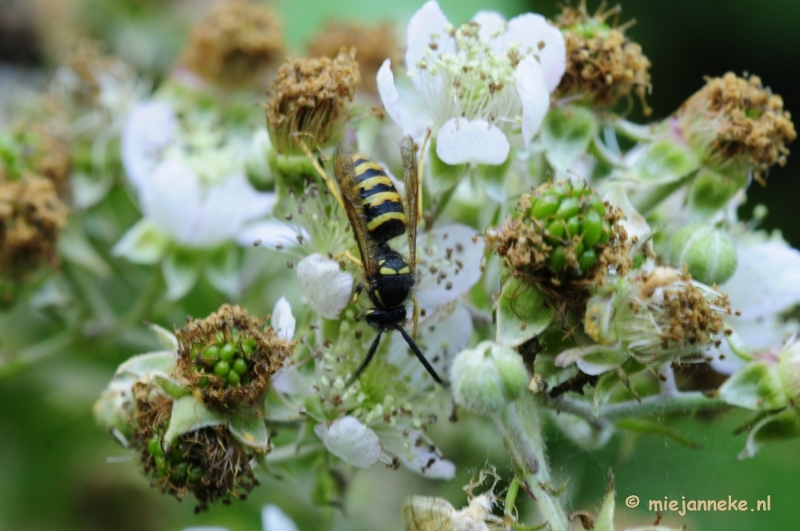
top-left (352, 155), bottom-right (407, 245)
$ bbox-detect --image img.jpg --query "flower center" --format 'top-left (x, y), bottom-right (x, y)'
top-left (411, 22), bottom-right (522, 129)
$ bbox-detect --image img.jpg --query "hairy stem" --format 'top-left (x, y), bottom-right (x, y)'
top-left (550, 391), bottom-right (727, 423)
top-left (496, 394), bottom-right (570, 531)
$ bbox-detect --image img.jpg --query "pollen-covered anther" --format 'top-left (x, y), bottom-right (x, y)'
top-left (266, 48), bottom-right (360, 154)
top-left (555, 2), bottom-right (652, 114)
top-left (308, 21), bottom-right (399, 95)
top-left (677, 72), bottom-right (796, 183)
top-left (132, 383), bottom-right (258, 512)
top-left (180, 0), bottom-right (284, 86)
top-left (175, 304), bottom-right (294, 409)
top-left (484, 180), bottom-right (630, 311)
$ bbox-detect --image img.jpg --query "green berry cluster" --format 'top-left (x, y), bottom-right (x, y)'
top-left (191, 330), bottom-right (257, 388)
top-left (146, 431), bottom-right (203, 486)
top-left (524, 181), bottom-right (612, 276)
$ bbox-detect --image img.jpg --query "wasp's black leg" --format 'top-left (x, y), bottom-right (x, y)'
top-left (394, 325), bottom-right (447, 388)
top-left (346, 328), bottom-right (384, 387)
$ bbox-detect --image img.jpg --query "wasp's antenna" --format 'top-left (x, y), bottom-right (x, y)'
top-left (346, 329), bottom-right (384, 387)
top-left (394, 325), bottom-right (447, 388)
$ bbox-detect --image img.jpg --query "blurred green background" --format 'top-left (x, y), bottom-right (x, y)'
top-left (1, 1), bottom-right (799, 530)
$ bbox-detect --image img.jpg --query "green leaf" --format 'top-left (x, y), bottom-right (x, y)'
top-left (541, 105), bottom-right (598, 175)
top-left (594, 471), bottom-right (615, 531)
top-left (615, 418), bottom-right (702, 448)
top-left (57, 220), bottom-right (111, 277)
top-left (71, 171), bottom-right (114, 208)
top-left (162, 247), bottom-right (202, 300)
top-left (148, 324), bottom-right (178, 350)
top-left (163, 395), bottom-right (226, 448)
top-left (496, 277), bottom-right (553, 348)
top-left (718, 361), bottom-right (788, 411)
top-left (229, 407), bottom-right (272, 453)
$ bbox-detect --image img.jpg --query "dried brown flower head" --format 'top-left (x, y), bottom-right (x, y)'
top-left (181, 0), bottom-right (284, 86)
top-left (175, 304), bottom-right (293, 410)
top-left (0, 173), bottom-right (69, 301)
top-left (308, 21), bottom-right (399, 94)
top-left (266, 48), bottom-right (360, 153)
top-left (555, 2), bottom-right (651, 115)
top-left (132, 383), bottom-right (258, 512)
top-left (485, 181), bottom-right (630, 316)
top-left (677, 72), bottom-right (796, 184)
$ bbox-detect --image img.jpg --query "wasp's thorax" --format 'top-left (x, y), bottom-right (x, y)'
top-left (365, 246), bottom-right (414, 325)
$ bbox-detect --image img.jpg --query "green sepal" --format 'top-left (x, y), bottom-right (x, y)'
top-left (229, 407), bottom-right (271, 453)
top-left (688, 168), bottom-right (746, 217)
top-left (475, 150), bottom-right (513, 203)
top-left (205, 245), bottom-right (241, 299)
top-left (163, 395), bottom-right (226, 448)
top-left (496, 277), bottom-right (554, 348)
top-left (550, 410), bottom-right (614, 451)
top-left (541, 105), bottom-right (598, 175)
top-left (629, 138), bottom-right (700, 183)
top-left (593, 471), bottom-right (615, 531)
top-left (718, 361), bottom-right (788, 411)
top-left (162, 247), bottom-right (202, 300)
top-left (58, 220), bottom-right (112, 277)
top-left (615, 418), bottom-right (702, 448)
top-left (153, 375), bottom-right (191, 399)
top-left (739, 408), bottom-right (800, 459)
top-left (148, 324), bottom-right (178, 351)
top-left (593, 371), bottom-right (621, 419)
top-left (112, 219), bottom-right (171, 265)
top-left (114, 351), bottom-right (176, 380)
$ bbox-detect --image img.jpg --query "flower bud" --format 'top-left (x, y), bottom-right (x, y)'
top-left (245, 128), bottom-right (275, 191)
top-left (671, 223), bottom-right (738, 285)
top-left (450, 341), bottom-right (528, 416)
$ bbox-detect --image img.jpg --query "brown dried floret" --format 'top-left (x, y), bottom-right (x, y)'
top-left (555, 2), bottom-right (651, 115)
top-left (132, 383), bottom-right (258, 513)
top-left (308, 21), bottom-right (399, 95)
top-left (0, 173), bottom-right (69, 284)
top-left (485, 180), bottom-right (630, 316)
top-left (181, 0), bottom-right (284, 86)
top-left (175, 304), bottom-right (293, 410)
top-left (266, 48), bottom-right (360, 153)
top-left (677, 72), bottom-right (796, 184)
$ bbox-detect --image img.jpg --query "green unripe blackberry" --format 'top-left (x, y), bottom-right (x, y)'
top-left (176, 304), bottom-right (295, 409)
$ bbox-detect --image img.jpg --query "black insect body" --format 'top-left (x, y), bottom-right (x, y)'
top-left (328, 137), bottom-right (445, 387)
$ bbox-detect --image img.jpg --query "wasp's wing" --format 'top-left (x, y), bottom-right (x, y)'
top-left (334, 142), bottom-right (378, 278)
top-left (400, 136), bottom-right (420, 275)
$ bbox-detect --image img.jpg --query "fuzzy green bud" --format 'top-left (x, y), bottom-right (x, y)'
top-left (671, 224), bottom-right (737, 285)
top-left (450, 341), bottom-right (528, 417)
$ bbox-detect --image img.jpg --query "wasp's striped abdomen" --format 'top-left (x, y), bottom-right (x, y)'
top-left (352, 154), bottom-right (407, 245)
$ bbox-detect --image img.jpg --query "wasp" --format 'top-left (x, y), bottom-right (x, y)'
top-left (323, 136), bottom-right (445, 387)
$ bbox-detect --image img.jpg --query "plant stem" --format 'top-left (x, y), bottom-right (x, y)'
top-left (496, 393), bottom-right (570, 531)
top-left (550, 391), bottom-right (727, 423)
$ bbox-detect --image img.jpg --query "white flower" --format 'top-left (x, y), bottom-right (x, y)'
top-left (271, 296), bottom-right (296, 341)
top-left (713, 237), bottom-right (800, 374)
top-left (115, 101), bottom-right (301, 298)
top-left (182, 505), bottom-right (299, 531)
top-left (377, 0), bottom-right (565, 165)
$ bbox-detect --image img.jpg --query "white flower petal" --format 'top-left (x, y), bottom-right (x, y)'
top-left (296, 254), bottom-right (354, 320)
top-left (271, 296), bottom-right (295, 341)
top-left (262, 505), bottom-right (299, 531)
top-left (377, 60), bottom-right (433, 139)
top-left (415, 225), bottom-right (485, 318)
top-left (237, 220), bottom-right (305, 249)
top-left (392, 432), bottom-right (455, 479)
top-left (405, 0), bottom-right (453, 72)
top-left (140, 160), bottom-right (203, 245)
top-left (472, 10), bottom-right (507, 41)
top-left (516, 56), bottom-right (551, 146)
top-left (272, 365), bottom-right (313, 395)
top-left (122, 101), bottom-right (176, 189)
top-left (500, 14), bottom-right (566, 93)
top-left (436, 118), bottom-right (509, 165)
top-left (722, 240), bottom-right (800, 319)
top-left (314, 417), bottom-right (382, 468)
